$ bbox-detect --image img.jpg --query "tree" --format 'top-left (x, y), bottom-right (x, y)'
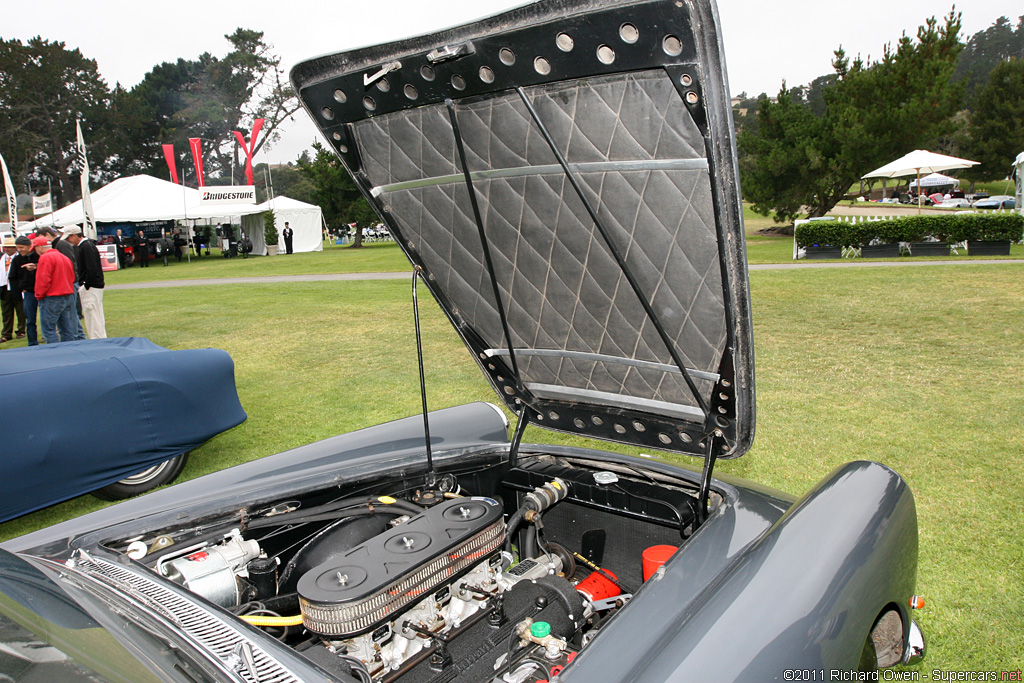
top-left (954, 15), bottom-right (1024, 106)
top-left (117, 29), bottom-right (300, 184)
top-left (740, 12), bottom-right (965, 221)
top-left (297, 142), bottom-right (376, 247)
top-left (0, 37), bottom-right (111, 205)
top-left (960, 59), bottom-right (1024, 182)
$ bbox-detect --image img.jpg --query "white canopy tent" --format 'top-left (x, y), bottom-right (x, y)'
top-left (241, 196), bottom-right (324, 256)
top-left (21, 175), bottom-right (263, 234)
top-left (1015, 152), bottom-right (1023, 215)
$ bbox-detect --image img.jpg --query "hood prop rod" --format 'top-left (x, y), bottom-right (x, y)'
top-left (445, 99), bottom-right (526, 399)
top-left (696, 431), bottom-right (721, 528)
top-left (412, 266), bottom-right (436, 487)
top-left (514, 87), bottom-right (710, 422)
top-left (508, 408), bottom-right (530, 468)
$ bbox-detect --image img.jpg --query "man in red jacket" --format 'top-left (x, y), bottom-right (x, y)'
top-left (33, 236), bottom-right (78, 344)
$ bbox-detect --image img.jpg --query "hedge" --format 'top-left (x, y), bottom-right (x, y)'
top-left (795, 213), bottom-right (1024, 248)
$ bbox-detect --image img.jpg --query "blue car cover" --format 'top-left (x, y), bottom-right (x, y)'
top-left (0, 337), bottom-right (246, 522)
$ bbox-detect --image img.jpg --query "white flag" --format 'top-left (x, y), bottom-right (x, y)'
top-left (32, 192), bottom-right (52, 216)
top-left (0, 152), bottom-right (17, 233)
top-left (76, 120), bottom-right (97, 240)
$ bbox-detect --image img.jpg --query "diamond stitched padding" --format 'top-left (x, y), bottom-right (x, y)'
top-left (354, 71), bottom-right (725, 411)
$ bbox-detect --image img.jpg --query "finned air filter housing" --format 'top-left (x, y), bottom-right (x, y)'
top-left (297, 497), bottom-right (505, 637)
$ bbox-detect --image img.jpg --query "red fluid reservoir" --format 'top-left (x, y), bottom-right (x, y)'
top-left (576, 568), bottom-right (620, 602)
top-left (642, 545), bottom-right (678, 581)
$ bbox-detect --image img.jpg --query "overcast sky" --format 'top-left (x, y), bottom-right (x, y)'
top-left (3, 0), bottom-right (1016, 165)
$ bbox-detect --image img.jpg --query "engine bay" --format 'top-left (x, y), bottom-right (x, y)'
top-left (108, 455), bottom-right (703, 682)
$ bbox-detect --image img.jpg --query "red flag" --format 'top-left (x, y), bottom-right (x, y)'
top-left (188, 138), bottom-right (205, 187)
top-left (161, 144), bottom-right (179, 184)
top-left (232, 118), bottom-right (264, 186)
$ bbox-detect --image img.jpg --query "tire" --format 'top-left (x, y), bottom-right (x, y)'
top-left (92, 453), bottom-right (189, 501)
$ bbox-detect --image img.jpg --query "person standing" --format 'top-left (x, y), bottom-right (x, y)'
top-left (136, 230), bottom-right (149, 267)
top-left (33, 236), bottom-right (77, 344)
top-left (113, 228), bottom-right (126, 268)
top-left (1, 236), bottom-right (27, 343)
top-left (53, 227), bottom-right (87, 341)
top-left (9, 236), bottom-right (39, 346)
top-left (64, 228), bottom-right (106, 339)
top-left (283, 222), bottom-right (294, 254)
top-left (37, 226), bottom-right (85, 340)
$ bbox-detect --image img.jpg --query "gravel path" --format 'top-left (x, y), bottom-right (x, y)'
top-left (105, 260), bottom-right (1024, 290)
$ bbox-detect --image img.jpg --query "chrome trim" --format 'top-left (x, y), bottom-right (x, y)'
top-left (68, 550), bottom-right (301, 683)
top-left (525, 382), bottom-right (705, 421)
top-left (371, 158), bottom-right (709, 196)
top-left (485, 348), bottom-right (720, 383)
top-left (904, 619), bottom-right (926, 665)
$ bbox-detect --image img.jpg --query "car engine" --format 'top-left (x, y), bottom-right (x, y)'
top-left (141, 477), bottom-right (637, 682)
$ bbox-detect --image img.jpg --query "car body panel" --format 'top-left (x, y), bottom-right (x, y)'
top-left (291, 0), bottom-right (755, 460)
top-left (0, 337), bottom-right (246, 522)
top-left (561, 460), bottom-right (917, 680)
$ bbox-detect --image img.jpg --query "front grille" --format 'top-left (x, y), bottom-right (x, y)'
top-left (70, 551), bottom-right (300, 683)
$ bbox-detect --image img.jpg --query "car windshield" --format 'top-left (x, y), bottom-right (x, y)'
top-left (0, 552), bottom-right (208, 682)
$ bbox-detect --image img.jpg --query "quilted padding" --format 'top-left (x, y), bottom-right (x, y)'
top-left (355, 71), bottom-right (724, 414)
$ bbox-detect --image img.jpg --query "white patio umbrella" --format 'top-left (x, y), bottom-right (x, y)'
top-left (863, 150), bottom-right (979, 213)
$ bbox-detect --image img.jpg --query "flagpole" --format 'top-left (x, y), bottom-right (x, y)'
top-left (48, 178), bottom-right (55, 229)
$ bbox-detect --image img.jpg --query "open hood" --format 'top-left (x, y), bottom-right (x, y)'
top-left (292, 0), bottom-right (754, 459)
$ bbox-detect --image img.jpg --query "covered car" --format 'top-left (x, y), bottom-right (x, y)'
top-left (3, 1), bottom-right (924, 681)
top-left (0, 337), bottom-right (246, 522)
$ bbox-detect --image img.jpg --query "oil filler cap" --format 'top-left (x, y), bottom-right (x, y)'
top-left (530, 621), bottom-right (551, 638)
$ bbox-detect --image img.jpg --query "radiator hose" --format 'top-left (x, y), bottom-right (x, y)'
top-left (505, 478), bottom-right (569, 554)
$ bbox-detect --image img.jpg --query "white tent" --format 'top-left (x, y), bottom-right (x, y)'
top-left (241, 196), bottom-right (324, 256)
top-left (1015, 152), bottom-right (1023, 216)
top-left (22, 175), bottom-right (263, 234)
top-left (909, 172), bottom-right (960, 189)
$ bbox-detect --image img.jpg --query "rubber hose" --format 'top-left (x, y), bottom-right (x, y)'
top-left (504, 509), bottom-right (524, 553)
top-left (240, 613), bottom-right (304, 627)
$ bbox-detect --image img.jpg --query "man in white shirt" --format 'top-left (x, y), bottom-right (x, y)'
top-left (0, 236), bottom-right (27, 343)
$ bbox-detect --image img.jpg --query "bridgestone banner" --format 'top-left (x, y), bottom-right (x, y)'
top-left (198, 186), bottom-right (257, 205)
top-left (32, 193), bottom-right (52, 215)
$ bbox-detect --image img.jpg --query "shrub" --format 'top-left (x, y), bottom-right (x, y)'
top-left (263, 211), bottom-right (279, 246)
top-left (794, 214), bottom-right (1023, 248)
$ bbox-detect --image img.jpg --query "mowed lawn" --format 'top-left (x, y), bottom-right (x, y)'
top-left (1, 258), bottom-right (1021, 670)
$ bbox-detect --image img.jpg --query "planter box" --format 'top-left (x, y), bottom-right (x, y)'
top-left (860, 244), bottom-right (899, 258)
top-left (267, 245), bottom-right (279, 256)
top-left (967, 240), bottom-right (1011, 256)
top-left (803, 246), bottom-right (842, 259)
top-left (907, 242), bottom-right (949, 257)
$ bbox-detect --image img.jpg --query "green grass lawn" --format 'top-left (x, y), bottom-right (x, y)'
top-left (1, 262), bottom-right (1021, 669)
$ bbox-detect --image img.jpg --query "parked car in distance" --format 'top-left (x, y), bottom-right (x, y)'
top-left (936, 198), bottom-right (971, 208)
top-left (973, 195), bottom-right (1016, 210)
top-left (0, 337), bottom-right (246, 522)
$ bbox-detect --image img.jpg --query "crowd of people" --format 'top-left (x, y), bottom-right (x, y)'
top-left (0, 224), bottom-right (106, 346)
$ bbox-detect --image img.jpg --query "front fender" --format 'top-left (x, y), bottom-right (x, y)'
top-left (567, 460), bottom-right (918, 681)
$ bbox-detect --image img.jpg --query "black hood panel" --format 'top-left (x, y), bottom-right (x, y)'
top-left (293, 0), bottom-right (754, 459)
